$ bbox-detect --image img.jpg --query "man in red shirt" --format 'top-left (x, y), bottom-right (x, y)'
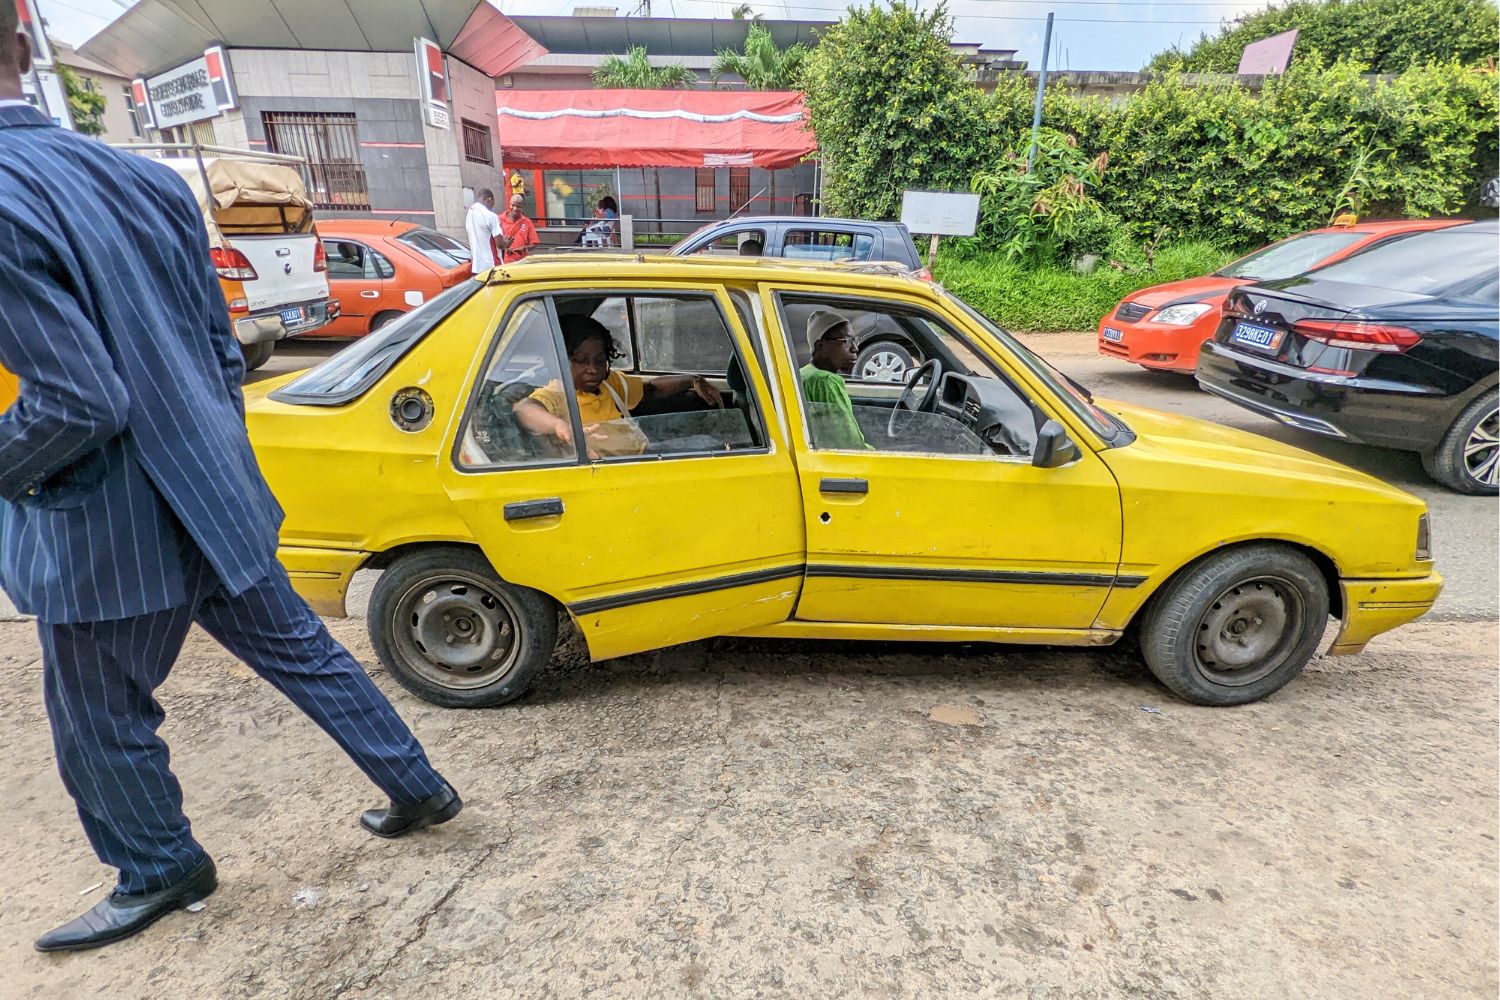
top-left (498, 193), bottom-right (539, 263)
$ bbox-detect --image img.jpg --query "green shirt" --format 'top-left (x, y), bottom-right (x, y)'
top-left (800, 364), bottom-right (869, 450)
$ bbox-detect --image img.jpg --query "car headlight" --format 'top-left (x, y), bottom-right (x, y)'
top-left (1151, 303), bottom-right (1214, 325)
top-left (1416, 513), bottom-right (1432, 562)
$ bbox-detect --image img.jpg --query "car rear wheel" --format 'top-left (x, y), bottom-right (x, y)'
top-left (1140, 544), bottom-right (1329, 706)
top-left (368, 547), bottom-right (558, 708)
top-left (855, 340), bottom-right (916, 383)
top-left (1423, 391), bottom-right (1499, 495)
top-left (239, 340), bottom-right (273, 372)
top-left (370, 310), bottom-right (403, 333)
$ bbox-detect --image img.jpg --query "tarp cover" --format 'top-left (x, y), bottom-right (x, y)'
top-left (496, 89), bottom-right (816, 169)
top-left (160, 158), bottom-right (315, 244)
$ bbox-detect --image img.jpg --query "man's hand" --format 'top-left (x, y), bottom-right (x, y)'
top-left (691, 375), bottom-right (724, 409)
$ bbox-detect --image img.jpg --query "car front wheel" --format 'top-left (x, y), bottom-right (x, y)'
top-left (368, 547), bottom-right (558, 708)
top-left (1139, 544), bottom-right (1329, 706)
top-left (1423, 391), bottom-right (1498, 495)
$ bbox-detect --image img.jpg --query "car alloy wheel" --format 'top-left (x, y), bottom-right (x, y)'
top-left (1192, 575), bottom-right (1305, 687)
top-left (391, 571), bottom-right (522, 691)
top-left (1463, 404), bottom-right (1499, 489)
top-left (855, 340), bottom-right (916, 383)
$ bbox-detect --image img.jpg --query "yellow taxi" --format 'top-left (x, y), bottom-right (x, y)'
top-left (244, 256), bottom-right (1441, 708)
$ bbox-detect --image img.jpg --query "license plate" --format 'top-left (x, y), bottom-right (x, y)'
top-left (1102, 326), bottom-right (1124, 343)
top-left (280, 306), bottom-right (305, 326)
top-left (1230, 320), bottom-right (1284, 352)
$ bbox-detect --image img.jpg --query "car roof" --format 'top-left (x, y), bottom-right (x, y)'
top-left (699, 216), bottom-right (905, 229)
top-left (1311, 218), bottom-right (1461, 236)
top-left (485, 253), bottom-right (932, 292)
top-left (314, 219), bottom-right (423, 237)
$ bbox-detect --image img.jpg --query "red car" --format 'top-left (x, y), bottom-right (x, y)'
top-left (312, 221), bottom-right (472, 337)
top-left (1097, 219), bottom-right (1459, 373)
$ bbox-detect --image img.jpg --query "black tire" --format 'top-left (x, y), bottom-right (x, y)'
top-left (239, 340), bottom-right (273, 372)
top-left (1422, 391), bottom-right (1498, 495)
top-left (855, 339), bottom-right (917, 383)
top-left (1139, 544), bottom-right (1329, 706)
top-left (369, 310), bottom-right (403, 333)
top-left (367, 547), bottom-right (558, 708)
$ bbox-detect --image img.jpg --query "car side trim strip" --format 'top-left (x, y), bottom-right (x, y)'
top-left (806, 564), bottom-right (1146, 588)
top-left (569, 564), bottom-right (805, 616)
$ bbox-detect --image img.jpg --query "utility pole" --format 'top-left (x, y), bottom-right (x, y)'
top-left (1026, 12), bottom-right (1054, 173)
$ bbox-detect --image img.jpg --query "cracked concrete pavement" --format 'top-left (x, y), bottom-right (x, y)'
top-left (2, 617), bottom-right (1496, 999)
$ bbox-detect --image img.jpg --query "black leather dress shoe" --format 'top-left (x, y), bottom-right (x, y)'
top-left (35, 856), bottom-right (217, 953)
top-left (360, 785), bottom-right (463, 839)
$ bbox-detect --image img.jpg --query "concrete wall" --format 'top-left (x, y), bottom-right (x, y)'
top-left (448, 57), bottom-right (503, 218)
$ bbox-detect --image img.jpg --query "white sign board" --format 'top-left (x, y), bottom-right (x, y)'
top-left (146, 56), bottom-right (217, 130)
top-left (899, 190), bottom-right (980, 237)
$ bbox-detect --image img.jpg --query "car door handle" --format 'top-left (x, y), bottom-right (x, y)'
top-left (359, 290), bottom-right (380, 298)
top-left (819, 477), bottom-right (868, 495)
top-left (504, 497), bottom-right (564, 522)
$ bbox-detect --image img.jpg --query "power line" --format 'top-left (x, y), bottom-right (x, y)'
top-left (770, 1), bottom-right (1233, 21)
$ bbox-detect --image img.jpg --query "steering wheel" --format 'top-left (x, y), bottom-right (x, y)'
top-left (888, 358), bottom-right (944, 438)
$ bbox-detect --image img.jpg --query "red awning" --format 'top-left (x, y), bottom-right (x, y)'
top-left (495, 89), bottom-right (817, 170)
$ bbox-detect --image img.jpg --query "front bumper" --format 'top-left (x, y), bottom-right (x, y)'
top-left (1096, 316), bottom-right (1213, 372)
top-left (234, 298), bottom-right (339, 346)
top-left (1328, 573), bottom-right (1443, 655)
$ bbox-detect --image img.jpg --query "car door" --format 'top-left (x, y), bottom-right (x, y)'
top-left (321, 238), bottom-right (392, 335)
top-left (437, 280), bottom-right (806, 661)
top-left (765, 285), bottom-right (1125, 631)
top-left (780, 227), bottom-right (880, 264)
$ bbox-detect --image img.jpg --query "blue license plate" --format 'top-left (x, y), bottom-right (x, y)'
top-left (1102, 326), bottom-right (1124, 343)
top-left (280, 306), bottom-right (305, 326)
top-left (1230, 320), bottom-right (1284, 352)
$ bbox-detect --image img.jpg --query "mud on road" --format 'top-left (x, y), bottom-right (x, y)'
top-left (2, 618), bottom-right (1495, 999)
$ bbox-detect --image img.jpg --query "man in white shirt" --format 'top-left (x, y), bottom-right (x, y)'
top-left (465, 188), bottom-right (505, 274)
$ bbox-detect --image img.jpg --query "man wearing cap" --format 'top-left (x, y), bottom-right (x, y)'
top-left (800, 310), bottom-right (870, 450)
top-left (499, 193), bottom-right (540, 264)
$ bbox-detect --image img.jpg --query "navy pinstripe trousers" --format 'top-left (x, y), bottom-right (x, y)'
top-left (39, 528), bottom-right (448, 895)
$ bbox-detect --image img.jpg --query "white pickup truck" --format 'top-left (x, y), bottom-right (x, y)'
top-left (160, 156), bottom-right (337, 370)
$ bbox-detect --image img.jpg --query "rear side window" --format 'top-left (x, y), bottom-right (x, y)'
top-left (398, 229), bottom-right (471, 268)
top-left (1305, 228), bottom-right (1497, 295)
top-left (270, 279), bottom-right (482, 405)
top-left (782, 230), bottom-right (876, 263)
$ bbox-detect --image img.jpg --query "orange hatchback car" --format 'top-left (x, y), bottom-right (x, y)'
top-left (313, 221), bottom-right (473, 337)
top-left (1098, 219), bottom-right (1458, 373)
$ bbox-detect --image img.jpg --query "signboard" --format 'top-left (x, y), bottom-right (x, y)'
top-left (415, 37), bottom-right (451, 130)
top-left (899, 190), bottom-right (981, 237)
top-left (1238, 29), bottom-right (1298, 75)
top-left (15, 0), bottom-right (52, 67)
top-left (143, 47), bottom-right (238, 131)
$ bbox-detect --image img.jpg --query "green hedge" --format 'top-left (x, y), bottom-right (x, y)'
top-left (934, 241), bottom-right (1235, 332)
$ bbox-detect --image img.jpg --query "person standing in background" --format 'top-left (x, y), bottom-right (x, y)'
top-left (465, 188), bottom-right (504, 274)
top-left (499, 193), bottom-right (540, 263)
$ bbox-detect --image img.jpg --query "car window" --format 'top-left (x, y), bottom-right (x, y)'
top-left (1308, 227), bottom-right (1497, 295)
top-left (681, 228), bottom-right (767, 257)
top-left (782, 230), bottom-right (876, 263)
top-left (458, 292), bottom-right (767, 469)
top-left (1216, 231), bottom-right (1367, 280)
top-left (271, 279), bottom-right (483, 405)
top-left (365, 249), bottom-right (395, 281)
top-left (398, 229), bottom-right (472, 268)
top-left (776, 293), bottom-right (1042, 459)
top-left (323, 239), bottom-right (367, 279)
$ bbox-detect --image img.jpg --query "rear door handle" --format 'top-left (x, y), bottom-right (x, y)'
top-left (819, 477), bottom-right (868, 495)
top-left (504, 497), bottom-right (564, 521)
top-left (359, 290), bottom-right (380, 298)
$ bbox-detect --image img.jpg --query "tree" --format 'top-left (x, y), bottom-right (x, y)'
top-left (593, 46), bottom-right (697, 89)
top-left (711, 23), bottom-right (807, 90)
top-left (1147, 0), bottom-right (1499, 74)
top-left (730, 3), bottom-right (761, 20)
top-left (57, 64), bottom-right (106, 137)
top-left (801, 2), bottom-right (1000, 219)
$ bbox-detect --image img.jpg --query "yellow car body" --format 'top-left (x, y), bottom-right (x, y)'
top-left (245, 256), bottom-right (1439, 706)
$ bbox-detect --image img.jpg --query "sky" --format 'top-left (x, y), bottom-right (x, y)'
top-left (36, 0), bottom-right (1277, 73)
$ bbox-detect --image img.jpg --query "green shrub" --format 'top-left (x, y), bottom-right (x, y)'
top-left (935, 241), bottom-right (1235, 332)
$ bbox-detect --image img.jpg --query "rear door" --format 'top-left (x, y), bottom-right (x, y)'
top-left (232, 233), bottom-right (327, 311)
top-left (437, 280), bottom-right (806, 660)
top-left (322, 238), bottom-right (400, 335)
top-left (780, 226), bottom-right (881, 264)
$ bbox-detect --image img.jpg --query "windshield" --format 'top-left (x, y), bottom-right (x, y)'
top-left (1216, 231), bottom-right (1367, 280)
top-left (398, 228), bottom-right (472, 268)
top-left (941, 290), bottom-right (1122, 443)
top-left (1308, 228), bottom-right (1496, 296)
top-left (270, 279), bottom-right (482, 405)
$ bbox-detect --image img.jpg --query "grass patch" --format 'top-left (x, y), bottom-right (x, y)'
top-left (934, 241), bottom-right (1235, 333)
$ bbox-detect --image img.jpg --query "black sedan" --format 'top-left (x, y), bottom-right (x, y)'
top-left (1196, 219), bottom-right (1499, 494)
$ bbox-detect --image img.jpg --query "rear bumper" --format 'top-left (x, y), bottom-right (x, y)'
top-left (277, 545), bottom-right (367, 618)
top-left (1096, 317), bottom-right (1212, 372)
top-left (1196, 341), bottom-right (1451, 451)
top-left (1328, 573), bottom-right (1443, 655)
top-left (234, 298), bottom-right (339, 345)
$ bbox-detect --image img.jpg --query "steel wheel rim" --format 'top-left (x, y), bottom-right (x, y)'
top-left (1463, 406), bottom-right (1499, 488)
top-left (861, 350), bottom-right (909, 383)
top-left (390, 571), bottom-right (522, 690)
top-left (1193, 575), bottom-right (1305, 687)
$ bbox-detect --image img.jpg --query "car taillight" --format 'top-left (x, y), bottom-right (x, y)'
top-left (313, 240), bottom-right (327, 272)
top-left (1292, 318), bottom-right (1422, 353)
top-left (914, 267), bottom-right (933, 282)
top-left (210, 246), bottom-right (257, 281)
top-left (227, 297), bottom-right (249, 314)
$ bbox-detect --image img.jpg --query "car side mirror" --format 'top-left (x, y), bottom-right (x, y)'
top-left (1032, 419), bottom-right (1079, 468)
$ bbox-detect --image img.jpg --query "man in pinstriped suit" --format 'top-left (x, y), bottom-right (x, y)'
top-left (0, 14), bottom-right (463, 952)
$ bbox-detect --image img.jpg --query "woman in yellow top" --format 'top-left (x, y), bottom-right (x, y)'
top-left (514, 315), bottom-right (722, 458)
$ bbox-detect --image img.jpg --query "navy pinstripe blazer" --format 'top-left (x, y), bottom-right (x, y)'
top-left (0, 105), bottom-right (283, 624)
